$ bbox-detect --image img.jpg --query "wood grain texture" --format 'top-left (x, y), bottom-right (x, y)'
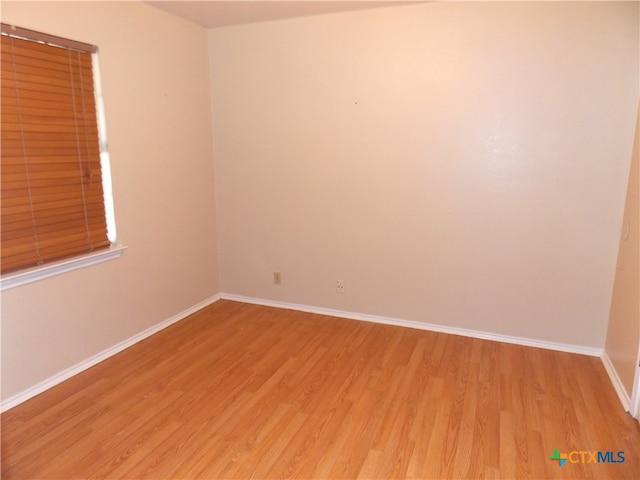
top-left (2, 300), bottom-right (639, 479)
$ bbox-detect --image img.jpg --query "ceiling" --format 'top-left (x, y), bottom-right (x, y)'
top-left (146, 1), bottom-right (421, 29)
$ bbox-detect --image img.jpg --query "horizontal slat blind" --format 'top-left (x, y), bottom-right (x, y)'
top-left (1, 31), bottom-right (109, 274)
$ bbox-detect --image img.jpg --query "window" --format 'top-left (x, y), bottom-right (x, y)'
top-left (1, 24), bottom-right (119, 281)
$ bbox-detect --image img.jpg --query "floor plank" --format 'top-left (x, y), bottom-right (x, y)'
top-left (2, 300), bottom-right (639, 479)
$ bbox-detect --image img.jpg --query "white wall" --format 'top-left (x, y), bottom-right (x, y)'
top-left (210, 1), bottom-right (639, 349)
top-left (1, 1), bottom-right (219, 402)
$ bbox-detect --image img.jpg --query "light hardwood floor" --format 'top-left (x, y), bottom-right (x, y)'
top-left (2, 300), bottom-right (639, 479)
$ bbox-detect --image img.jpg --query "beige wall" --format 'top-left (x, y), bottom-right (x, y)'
top-left (210, 2), bottom-right (639, 348)
top-left (605, 104), bottom-right (640, 397)
top-left (0, 2), bottom-right (219, 401)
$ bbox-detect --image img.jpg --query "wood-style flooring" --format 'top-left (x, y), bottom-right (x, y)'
top-left (2, 300), bottom-right (639, 479)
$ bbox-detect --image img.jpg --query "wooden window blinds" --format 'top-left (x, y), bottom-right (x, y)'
top-left (1, 24), bottom-right (110, 274)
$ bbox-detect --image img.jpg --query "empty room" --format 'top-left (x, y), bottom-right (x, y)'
top-left (1, 1), bottom-right (639, 479)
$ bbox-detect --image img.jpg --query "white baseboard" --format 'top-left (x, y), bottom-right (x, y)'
top-left (632, 360), bottom-right (640, 420)
top-left (1, 294), bottom-right (222, 413)
top-left (2, 292), bottom-right (607, 413)
top-left (601, 351), bottom-right (631, 412)
top-left (220, 294), bottom-right (603, 357)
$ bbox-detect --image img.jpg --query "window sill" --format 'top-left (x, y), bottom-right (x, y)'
top-left (0, 245), bottom-right (127, 291)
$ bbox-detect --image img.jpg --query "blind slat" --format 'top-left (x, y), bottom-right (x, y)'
top-left (1, 56), bottom-right (92, 75)
top-left (2, 209), bottom-right (106, 231)
top-left (2, 104), bottom-right (96, 118)
top-left (1, 87), bottom-right (95, 107)
top-left (2, 69), bottom-right (94, 90)
top-left (2, 157), bottom-right (98, 168)
top-left (3, 235), bottom-right (110, 260)
top-left (2, 133), bottom-right (98, 143)
top-left (0, 47), bottom-right (91, 74)
top-left (2, 204), bottom-right (107, 227)
top-left (2, 176), bottom-right (104, 193)
top-left (1, 146), bottom-right (100, 158)
top-left (1, 189), bottom-right (105, 208)
top-left (2, 164), bottom-right (99, 183)
top-left (1, 122), bottom-right (98, 135)
top-left (2, 224), bottom-right (108, 245)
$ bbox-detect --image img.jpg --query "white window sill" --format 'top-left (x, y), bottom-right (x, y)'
top-left (0, 245), bottom-right (127, 291)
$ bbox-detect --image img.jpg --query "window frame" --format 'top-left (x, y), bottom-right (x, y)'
top-left (0, 23), bottom-right (123, 290)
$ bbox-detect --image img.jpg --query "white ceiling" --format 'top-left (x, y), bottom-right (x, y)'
top-left (146, 1), bottom-right (421, 29)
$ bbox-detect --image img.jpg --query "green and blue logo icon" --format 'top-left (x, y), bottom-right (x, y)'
top-left (550, 449), bottom-right (568, 467)
top-left (549, 449), bottom-right (625, 467)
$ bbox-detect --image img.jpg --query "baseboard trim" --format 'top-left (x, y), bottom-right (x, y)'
top-left (220, 294), bottom-right (603, 357)
top-left (1, 294), bottom-right (222, 413)
top-left (632, 360), bottom-right (640, 420)
top-left (2, 292), bottom-right (606, 413)
top-left (601, 351), bottom-right (631, 412)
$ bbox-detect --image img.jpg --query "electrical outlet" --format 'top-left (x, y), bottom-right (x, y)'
top-left (273, 272), bottom-right (282, 285)
top-left (336, 279), bottom-right (345, 294)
